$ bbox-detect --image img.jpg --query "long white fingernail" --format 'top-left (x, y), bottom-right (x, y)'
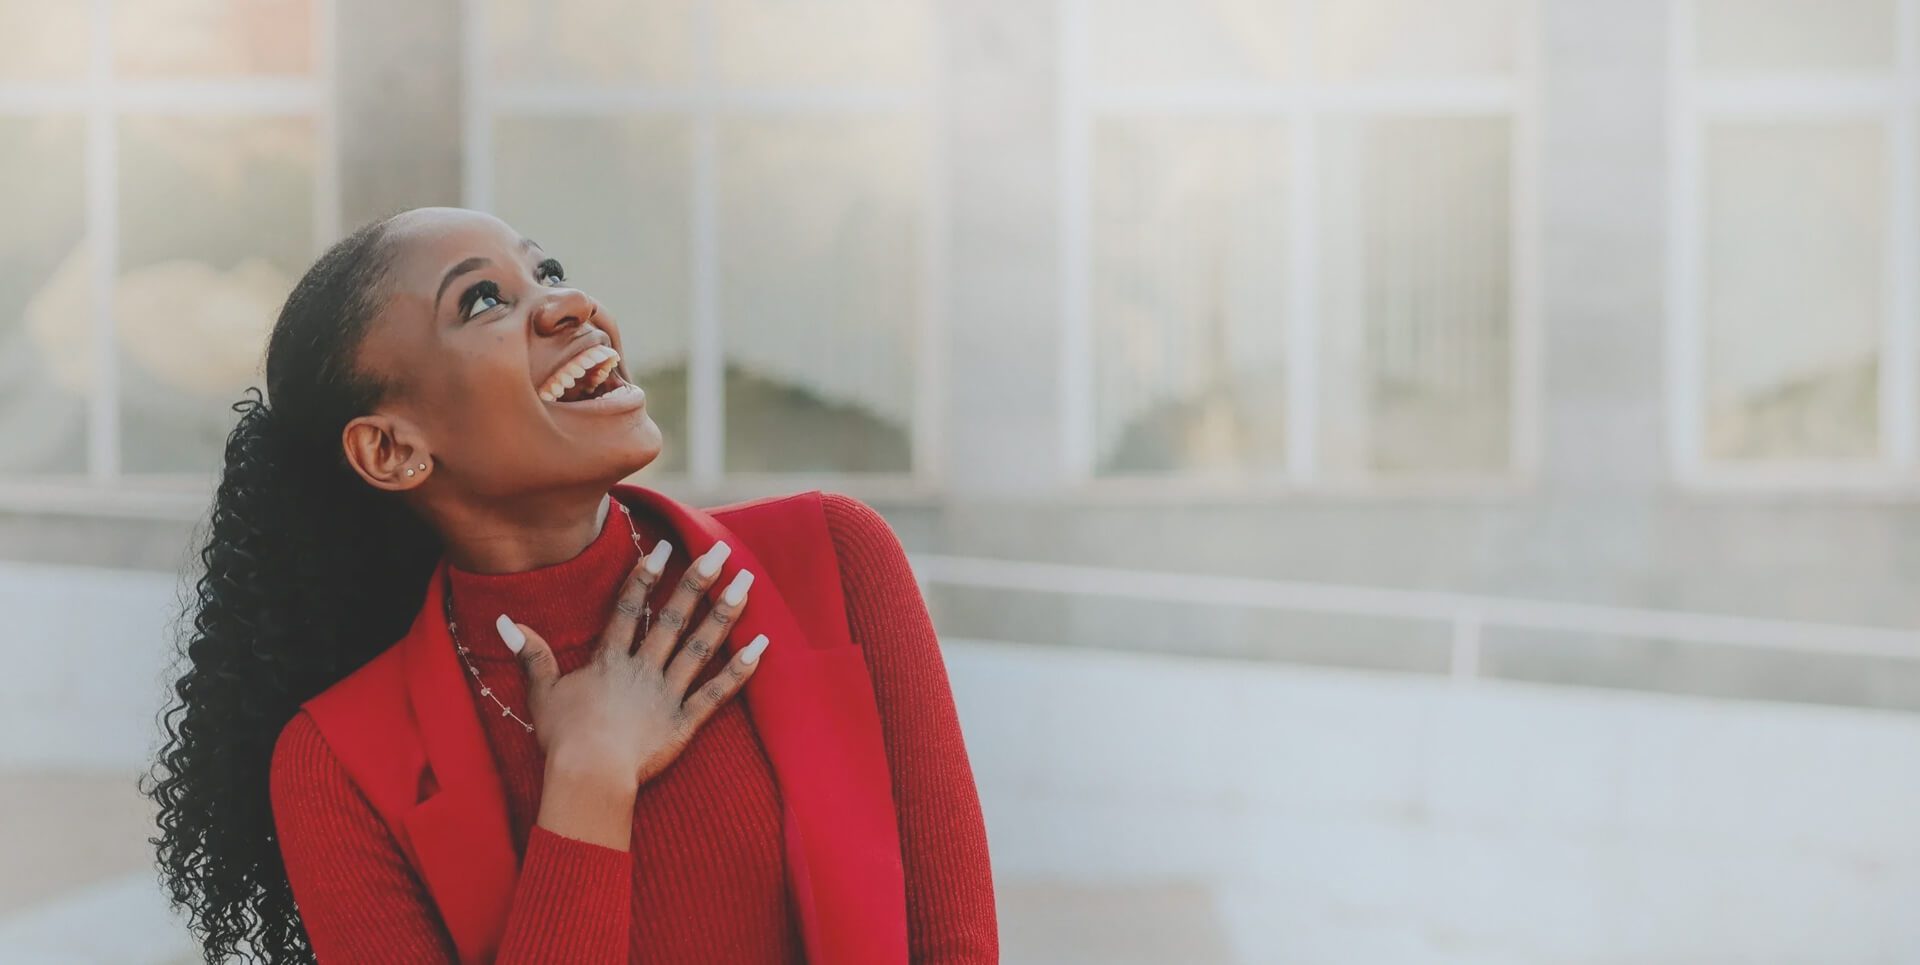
top-left (644, 539), bottom-right (672, 575)
top-left (695, 540), bottom-right (731, 579)
top-left (722, 569), bottom-right (754, 606)
top-left (495, 614), bottom-right (526, 654)
top-left (739, 633), bottom-right (769, 665)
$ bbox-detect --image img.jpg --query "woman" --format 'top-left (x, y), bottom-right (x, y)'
top-left (142, 207), bottom-right (998, 964)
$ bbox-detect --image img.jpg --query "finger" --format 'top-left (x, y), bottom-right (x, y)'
top-left (498, 614), bottom-right (558, 696)
top-left (599, 539), bottom-right (672, 667)
top-left (665, 566), bottom-right (753, 694)
top-left (636, 539), bottom-right (731, 667)
top-left (679, 633), bottom-right (768, 732)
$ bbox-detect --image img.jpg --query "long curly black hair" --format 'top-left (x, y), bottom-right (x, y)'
top-left (140, 216), bottom-right (445, 962)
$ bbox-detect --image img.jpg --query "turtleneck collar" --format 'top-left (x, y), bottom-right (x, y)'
top-left (444, 492), bottom-right (654, 664)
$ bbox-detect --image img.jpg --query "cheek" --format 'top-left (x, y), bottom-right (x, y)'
top-left (426, 346), bottom-right (540, 442)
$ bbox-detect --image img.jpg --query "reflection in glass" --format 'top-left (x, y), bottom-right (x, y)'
top-left (714, 0), bottom-right (931, 87)
top-left (1, 117), bottom-right (89, 473)
top-left (494, 116), bottom-right (694, 475)
top-left (716, 117), bottom-right (923, 473)
top-left (1088, 0), bottom-right (1290, 88)
top-left (487, 0), bottom-right (694, 85)
top-left (0, 1), bottom-right (89, 80)
top-left (1318, 117), bottom-right (1513, 476)
top-left (1704, 121), bottom-right (1883, 463)
top-left (114, 0), bottom-right (313, 78)
top-left (1090, 118), bottom-right (1288, 476)
top-left (1315, 0), bottom-right (1520, 80)
top-left (1695, 0), bottom-right (1895, 73)
top-left (117, 115), bottom-right (314, 473)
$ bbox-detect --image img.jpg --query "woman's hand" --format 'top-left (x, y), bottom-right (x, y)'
top-left (498, 539), bottom-right (769, 847)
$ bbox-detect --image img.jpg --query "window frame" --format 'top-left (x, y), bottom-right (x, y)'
top-left (1058, 0), bottom-right (1542, 497)
top-left (0, 0), bottom-right (337, 514)
top-left (460, 0), bottom-right (948, 498)
top-left (1668, 0), bottom-right (1920, 491)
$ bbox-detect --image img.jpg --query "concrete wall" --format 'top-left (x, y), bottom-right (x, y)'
top-left (2, 0), bottom-right (1915, 715)
top-left (7, 562), bottom-right (1919, 963)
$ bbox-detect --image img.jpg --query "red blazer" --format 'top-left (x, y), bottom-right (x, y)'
top-left (300, 485), bottom-right (909, 964)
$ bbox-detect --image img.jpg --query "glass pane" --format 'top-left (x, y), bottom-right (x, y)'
top-left (714, 0), bottom-right (932, 87)
top-left (1315, 0), bottom-right (1521, 81)
top-left (114, 0), bottom-right (314, 78)
top-left (1696, 0), bottom-right (1895, 73)
top-left (0, 117), bottom-right (88, 474)
top-left (1318, 117), bottom-right (1513, 476)
top-left (1090, 118), bottom-right (1289, 476)
top-left (1089, 0), bottom-right (1291, 87)
top-left (716, 117), bottom-right (924, 473)
top-left (493, 116), bottom-right (693, 475)
top-left (0, 1), bottom-right (90, 81)
top-left (1703, 121), bottom-right (1884, 463)
top-left (118, 115), bottom-right (314, 473)
top-left (487, 0), bottom-right (694, 85)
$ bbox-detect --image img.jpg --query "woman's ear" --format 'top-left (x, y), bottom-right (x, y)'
top-left (342, 413), bottom-right (433, 491)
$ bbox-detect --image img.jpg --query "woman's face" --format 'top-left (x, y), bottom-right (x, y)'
top-left (345, 207), bottom-right (662, 500)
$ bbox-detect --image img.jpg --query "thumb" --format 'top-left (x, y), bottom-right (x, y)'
top-left (496, 614), bottom-right (557, 692)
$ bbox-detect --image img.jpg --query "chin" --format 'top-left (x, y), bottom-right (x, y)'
top-left (587, 416), bottom-right (666, 481)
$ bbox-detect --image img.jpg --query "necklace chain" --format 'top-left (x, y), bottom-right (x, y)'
top-left (443, 500), bottom-right (651, 735)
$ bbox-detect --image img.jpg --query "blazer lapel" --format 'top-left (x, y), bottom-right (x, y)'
top-left (397, 562), bottom-right (520, 965)
top-left (393, 486), bottom-right (907, 965)
top-left (613, 484), bottom-right (908, 965)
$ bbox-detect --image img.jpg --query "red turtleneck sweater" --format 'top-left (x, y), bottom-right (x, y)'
top-left (268, 492), bottom-right (997, 963)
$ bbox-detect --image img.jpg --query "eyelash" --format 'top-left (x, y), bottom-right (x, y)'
top-left (456, 259), bottom-right (569, 320)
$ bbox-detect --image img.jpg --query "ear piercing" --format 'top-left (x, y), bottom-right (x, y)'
top-left (405, 462), bottom-right (427, 477)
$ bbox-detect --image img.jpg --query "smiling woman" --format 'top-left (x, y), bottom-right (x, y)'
top-left (140, 207), bottom-right (997, 964)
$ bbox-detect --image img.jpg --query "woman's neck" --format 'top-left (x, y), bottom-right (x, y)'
top-left (430, 487), bottom-right (615, 575)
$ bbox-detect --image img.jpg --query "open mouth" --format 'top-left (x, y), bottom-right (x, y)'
top-left (537, 344), bottom-right (631, 404)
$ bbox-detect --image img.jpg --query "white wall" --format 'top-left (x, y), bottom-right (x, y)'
top-left (949, 639), bottom-right (1920, 964)
top-left (9, 562), bottom-right (1920, 962)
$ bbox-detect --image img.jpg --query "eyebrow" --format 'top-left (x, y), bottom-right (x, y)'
top-left (433, 257), bottom-right (490, 315)
top-left (432, 238), bottom-right (542, 315)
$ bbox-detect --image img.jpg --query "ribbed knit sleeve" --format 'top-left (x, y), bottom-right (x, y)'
top-left (820, 493), bottom-right (1000, 963)
top-left (268, 710), bottom-right (633, 964)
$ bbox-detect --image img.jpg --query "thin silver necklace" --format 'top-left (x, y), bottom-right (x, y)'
top-left (443, 499), bottom-right (652, 734)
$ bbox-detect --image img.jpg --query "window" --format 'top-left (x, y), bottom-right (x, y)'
top-left (0, 0), bottom-right (331, 483)
top-left (468, 0), bottom-right (941, 485)
top-left (1672, 0), bottom-right (1916, 484)
top-left (1064, 0), bottom-right (1535, 485)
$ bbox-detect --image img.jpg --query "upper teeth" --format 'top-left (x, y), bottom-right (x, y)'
top-left (539, 345), bottom-right (620, 402)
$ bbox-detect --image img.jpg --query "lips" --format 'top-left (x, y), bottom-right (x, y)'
top-left (535, 342), bottom-right (647, 412)
top-left (538, 344), bottom-right (622, 403)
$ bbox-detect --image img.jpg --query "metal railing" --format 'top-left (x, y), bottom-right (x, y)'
top-left (906, 554), bottom-right (1920, 683)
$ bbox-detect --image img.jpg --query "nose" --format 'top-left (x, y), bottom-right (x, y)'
top-left (528, 286), bottom-right (598, 337)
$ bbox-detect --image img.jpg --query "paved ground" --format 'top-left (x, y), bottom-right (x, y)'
top-left (0, 771), bottom-right (1198, 965)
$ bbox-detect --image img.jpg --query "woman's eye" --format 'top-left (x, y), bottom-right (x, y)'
top-left (466, 293), bottom-right (501, 318)
top-left (461, 281), bottom-right (503, 320)
top-left (536, 259), bottom-right (566, 286)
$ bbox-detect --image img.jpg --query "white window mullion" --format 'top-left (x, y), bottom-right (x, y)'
top-left (1667, 0), bottom-right (1704, 483)
top-left (460, 0), bottom-right (492, 208)
top-left (85, 0), bottom-right (118, 483)
top-left (1283, 0), bottom-right (1317, 482)
top-left (1890, 0), bottom-right (1920, 471)
top-left (689, 1), bottom-right (723, 486)
top-left (315, 0), bottom-right (341, 247)
top-left (1510, 0), bottom-right (1542, 478)
top-left (1059, 0), bottom-right (1093, 484)
top-left (914, 5), bottom-right (950, 487)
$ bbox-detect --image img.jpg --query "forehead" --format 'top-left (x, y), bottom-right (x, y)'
top-left (382, 207), bottom-right (530, 294)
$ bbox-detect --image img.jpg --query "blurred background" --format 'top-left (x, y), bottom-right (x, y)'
top-left (4, 0), bottom-right (1920, 962)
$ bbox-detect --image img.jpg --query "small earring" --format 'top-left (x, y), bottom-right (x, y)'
top-left (405, 468), bottom-right (416, 477)
top-left (416, 462), bottom-right (427, 471)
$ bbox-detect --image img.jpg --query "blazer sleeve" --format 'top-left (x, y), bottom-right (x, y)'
top-left (820, 492), bottom-right (1000, 964)
top-left (268, 711), bottom-right (633, 964)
